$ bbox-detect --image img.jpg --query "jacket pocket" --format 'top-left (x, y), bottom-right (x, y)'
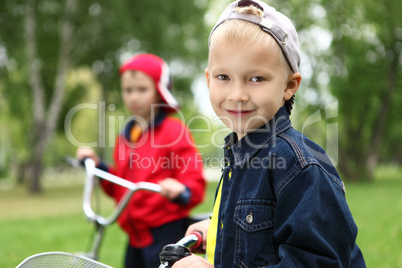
top-left (234, 199), bottom-right (278, 267)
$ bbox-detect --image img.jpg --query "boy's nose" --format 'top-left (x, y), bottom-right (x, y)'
top-left (228, 83), bottom-right (249, 102)
top-left (129, 91), bottom-right (140, 101)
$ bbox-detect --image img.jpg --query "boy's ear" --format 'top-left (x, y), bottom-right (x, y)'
top-left (284, 72), bottom-right (302, 101)
top-left (205, 68), bottom-right (210, 88)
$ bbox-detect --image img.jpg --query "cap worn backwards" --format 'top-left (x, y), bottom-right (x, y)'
top-left (119, 53), bottom-right (180, 112)
top-left (209, 0), bottom-right (301, 73)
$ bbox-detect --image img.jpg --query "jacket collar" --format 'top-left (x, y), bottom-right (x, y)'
top-left (224, 106), bottom-right (292, 166)
top-left (123, 109), bottom-right (167, 142)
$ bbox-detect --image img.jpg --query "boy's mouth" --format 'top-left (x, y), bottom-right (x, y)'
top-left (226, 109), bottom-right (254, 117)
top-left (130, 106), bottom-right (141, 111)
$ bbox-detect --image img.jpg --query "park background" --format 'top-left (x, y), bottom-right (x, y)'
top-left (0, 0), bottom-right (401, 267)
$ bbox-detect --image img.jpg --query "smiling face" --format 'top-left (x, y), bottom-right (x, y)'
top-left (121, 70), bottom-right (162, 124)
top-left (206, 23), bottom-right (301, 140)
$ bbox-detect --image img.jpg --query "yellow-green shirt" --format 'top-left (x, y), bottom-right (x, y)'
top-left (207, 162), bottom-right (233, 265)
top-left (206, 178), bottom-right (223, 265)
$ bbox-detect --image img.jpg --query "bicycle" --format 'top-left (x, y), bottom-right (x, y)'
top-left (16, 231), bottom-right (202, 268)
top-left (16, 157), bottom-right (204, 268)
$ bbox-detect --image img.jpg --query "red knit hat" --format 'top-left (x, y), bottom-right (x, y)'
top-left (119, 53), bottom-right (180, 112)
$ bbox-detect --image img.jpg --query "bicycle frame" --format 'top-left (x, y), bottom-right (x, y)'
top-left (68, 157), bottom-right (161, 260)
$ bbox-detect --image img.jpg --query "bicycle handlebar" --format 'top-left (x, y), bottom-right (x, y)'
top-left (63, 156), bottom-right (164, 260)
top-left (67, 157), bottom-right (161, 227)
top-left (159, 232), bottom-right (203, 268)
top-left (175, 231), bottom-right (202, 249)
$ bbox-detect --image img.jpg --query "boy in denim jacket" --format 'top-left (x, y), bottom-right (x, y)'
top-left (173, 0), bottom-right (366, 267)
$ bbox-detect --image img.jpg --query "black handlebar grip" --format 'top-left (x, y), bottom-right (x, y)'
top-left (64, 156), bottom-right (84, 167)
top-left (159, 244), bottom-right (191, 268)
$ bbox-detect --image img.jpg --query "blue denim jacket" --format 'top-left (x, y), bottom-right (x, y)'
top-left (212, 106), bottom-right (365, 267)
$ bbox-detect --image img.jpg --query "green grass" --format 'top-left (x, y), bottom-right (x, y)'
top-left (345, 166), bottom-right (402, 267)
top-left (0, 181), bottom-right (218, 268)
top-left (1, 166), bottom-right (401, 267)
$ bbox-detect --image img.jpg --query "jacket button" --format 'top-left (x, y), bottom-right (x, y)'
top-left (220, 221), bottom-right (224, 230)
top-left (246, 213), bottom-right (253, 223)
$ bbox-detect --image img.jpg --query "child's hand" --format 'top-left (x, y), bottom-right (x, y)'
top-left (159, 178), bottom-right (186, 200)
top-left (76, 147), bottom-right (100, 166)
top-left (171, 254), bottom-right (213, 268)
top-left (185, 218), bottom-right (210, 253)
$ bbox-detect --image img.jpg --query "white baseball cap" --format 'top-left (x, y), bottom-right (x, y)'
top-left (209, 0), bottom-right (301, 73)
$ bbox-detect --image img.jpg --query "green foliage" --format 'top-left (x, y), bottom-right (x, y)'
top-left (1, 0), bottom-right (401, 184)
top-left (0, 0), bottom-right (212, 182)
top-left (276, 0), bottom-right (402, 181)
top-left (320, 0), bottom-right (402, 180)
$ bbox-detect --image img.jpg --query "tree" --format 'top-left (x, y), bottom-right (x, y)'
top-left (0, 0), bottom-right (211, 193)
top-left (268, 0), bottom-right (401, 181)
top-left (322, 0), bottom-right (402, 180)
top-left (24, 0), bottom-right (76, 192)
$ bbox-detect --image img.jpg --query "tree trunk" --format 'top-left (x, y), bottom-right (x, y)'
top-left (98, 76), bottom-right (109, 160)
top-left (24, 0), bottom-right (77, 193)
top-left (365, 48), bottom-right (399, 180)
top-left (28, 145), bottom-right (45, 193)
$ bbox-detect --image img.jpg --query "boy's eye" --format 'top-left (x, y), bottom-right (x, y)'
top-left (217, 74), bottom-right (230, 81)
top-left (251, 76), bottom-right (265, 82)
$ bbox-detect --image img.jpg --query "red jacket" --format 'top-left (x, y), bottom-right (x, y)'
top-left (101, 114), bottom-right (206, 248)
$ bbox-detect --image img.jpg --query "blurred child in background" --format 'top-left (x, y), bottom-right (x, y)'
top-left (77, 53), bottom-right (206, 268)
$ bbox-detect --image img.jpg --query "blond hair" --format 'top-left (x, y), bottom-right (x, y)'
top-left (209, 6), bottom-right (291, 76)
